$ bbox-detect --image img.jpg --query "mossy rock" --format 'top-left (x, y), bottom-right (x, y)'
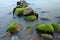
top-left (26, 26), bottom-right (32, 30)
top-left (7, 22), bottom-right (21, 34)
top-left (25, 15), bottom-right (37, 21)
top-left (26, 26), bottom-right (32, 34)
top-left (15, 8), bottom-right (24, 17)
top-left (52, 23), bottom-right (60, 32)
top-left (36, 24), bottom-right (54, 34)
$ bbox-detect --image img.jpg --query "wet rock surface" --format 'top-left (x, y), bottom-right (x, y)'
top-left (41, 34), bottom-right (53, 40)
top-left (40, 18), bottom-right (50, 21)
top-left (7, 22), bottom-right (21, 35)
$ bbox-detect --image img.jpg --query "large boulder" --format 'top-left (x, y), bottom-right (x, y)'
top-left (36, 24), bottom-right (54, 34)
top-left (52, 23), bottom-right (60, 32)
top-left (7, 22), bottom-right (21, 34)
top-left (24, 7), bottom-right (38, 21)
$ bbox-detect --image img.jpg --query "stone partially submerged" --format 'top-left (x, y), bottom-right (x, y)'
top-left (52, 23), bottom-right (60, 32)
top-left (36, 24), bottom-right (54, 34)
top-left (41, 34), bottom-right (53, 40)
top-left (25, 26), bottom-right (32, 34)
top-left (25, 15), bottom-right (37, 21)
top-left (13, 0), bottom-right (28, 17)
top-left (40, 17), bottom-right (49, 21)
top-left (15, 8), bottom-right (24, 17)
top-left (24, 7), bottom-right (38, 21)
top-left (7, 22), bottom-right (21, 34)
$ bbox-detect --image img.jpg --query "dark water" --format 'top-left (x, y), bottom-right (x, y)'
top-left (0, 0), bottom-right (60, 40)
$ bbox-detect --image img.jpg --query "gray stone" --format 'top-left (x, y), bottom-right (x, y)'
top-left (24, 7), bottom-right (33, 15)
top-left (41, 34), bottom-right (53, 40)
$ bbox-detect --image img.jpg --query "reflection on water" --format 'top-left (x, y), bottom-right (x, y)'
top-left (0, 0), bottom-right (60, 40)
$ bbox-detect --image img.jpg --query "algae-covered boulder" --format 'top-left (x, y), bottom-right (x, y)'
top-left (15, 8), bottom-right (24, 16)
top-left (25, 15), bottom-right (37, 21)
top-left (52, 23), bottom-right (60, 32)
top-left (7, 22), bottom-right (21, 34)
top-left (36, 24), bottom-right (54, 33)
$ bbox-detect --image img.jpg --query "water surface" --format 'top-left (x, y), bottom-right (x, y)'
top-left (0, 0), bottom-right (60, 40)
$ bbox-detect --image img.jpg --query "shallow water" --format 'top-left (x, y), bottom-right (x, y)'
top-left (0, 0), bottom-right (60, 40)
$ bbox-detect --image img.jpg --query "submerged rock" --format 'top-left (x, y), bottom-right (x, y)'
top-left (41, 34), bottom-right (53, 40)
top-left (41, 10), bottom-right (47, 13)
top-left (25, 26), bottom-right (32, 34)
top-left (56, 16), bottom-right (60, 19)
top-left (15, 8), bottom-right (24, 17)
top-left (52, 23), bottom-right (60, 32)
top-left (0, 32), bottom-right (11, 38)
top-left (40, 17), bottom-right (49, 20)
top-left (31, 34), bottom-right (40, 40)
top-left (11, 36), bottom-right (19, 40)
top-left (7, 22), bottom-right (21, 34)
top-left (36, 24), bottom-right (54, 34)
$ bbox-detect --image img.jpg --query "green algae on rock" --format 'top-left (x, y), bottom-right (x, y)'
top-left (52, 23), bottom-right (60, 32)
top-left (15, 8), bottom-right (24, 16)
top-left (36, 24), bottom-right (54, 33)
top-left (7, 22), bottom-right (21, 34)
top-left (25, 26), bottom-right (32, 34)
top-left (24, 9), bottom-right (38, 21)
top-left (25, 15), bottom-right (37, 21)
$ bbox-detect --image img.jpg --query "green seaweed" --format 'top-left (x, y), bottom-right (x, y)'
top-left (52, 23), bottom-right (60, 32)
top-left (36, 24), bottom-right (54, 33)
top-left (8, 22), bottom-right (17, 33)
top-left (15, 8), bottom-right (24, 16)
top-left (25, 15), bottom-right (37, 21)
top-left (26, 26), bottom-right (32, 30)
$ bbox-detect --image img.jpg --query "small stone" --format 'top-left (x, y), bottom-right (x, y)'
top-left (56, 16), bottom-right (60, 19)
top-left (31, 34), bottom-right (40, 40)
top-left (41, 11), bottom-right (47, 13)
top-left (41, 34), bottom-right (53, 40)
top-left (40, 18), bottom-right (49, 20)
top-left (11, 36), bottom-right (19, 40)
top-left (25, 26), bottom-right (32, 34)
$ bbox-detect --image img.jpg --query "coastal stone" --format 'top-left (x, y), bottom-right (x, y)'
top-left (25, 15), bottom-right (37, 21)
top-left (41, 34), bottom-right (53, 40)
top-left (7, 22), bottom-right (21, 34)
top-left (15, 8), bottom-right (24, 16)
top-left (36, 24), bottom-right (54, 33)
